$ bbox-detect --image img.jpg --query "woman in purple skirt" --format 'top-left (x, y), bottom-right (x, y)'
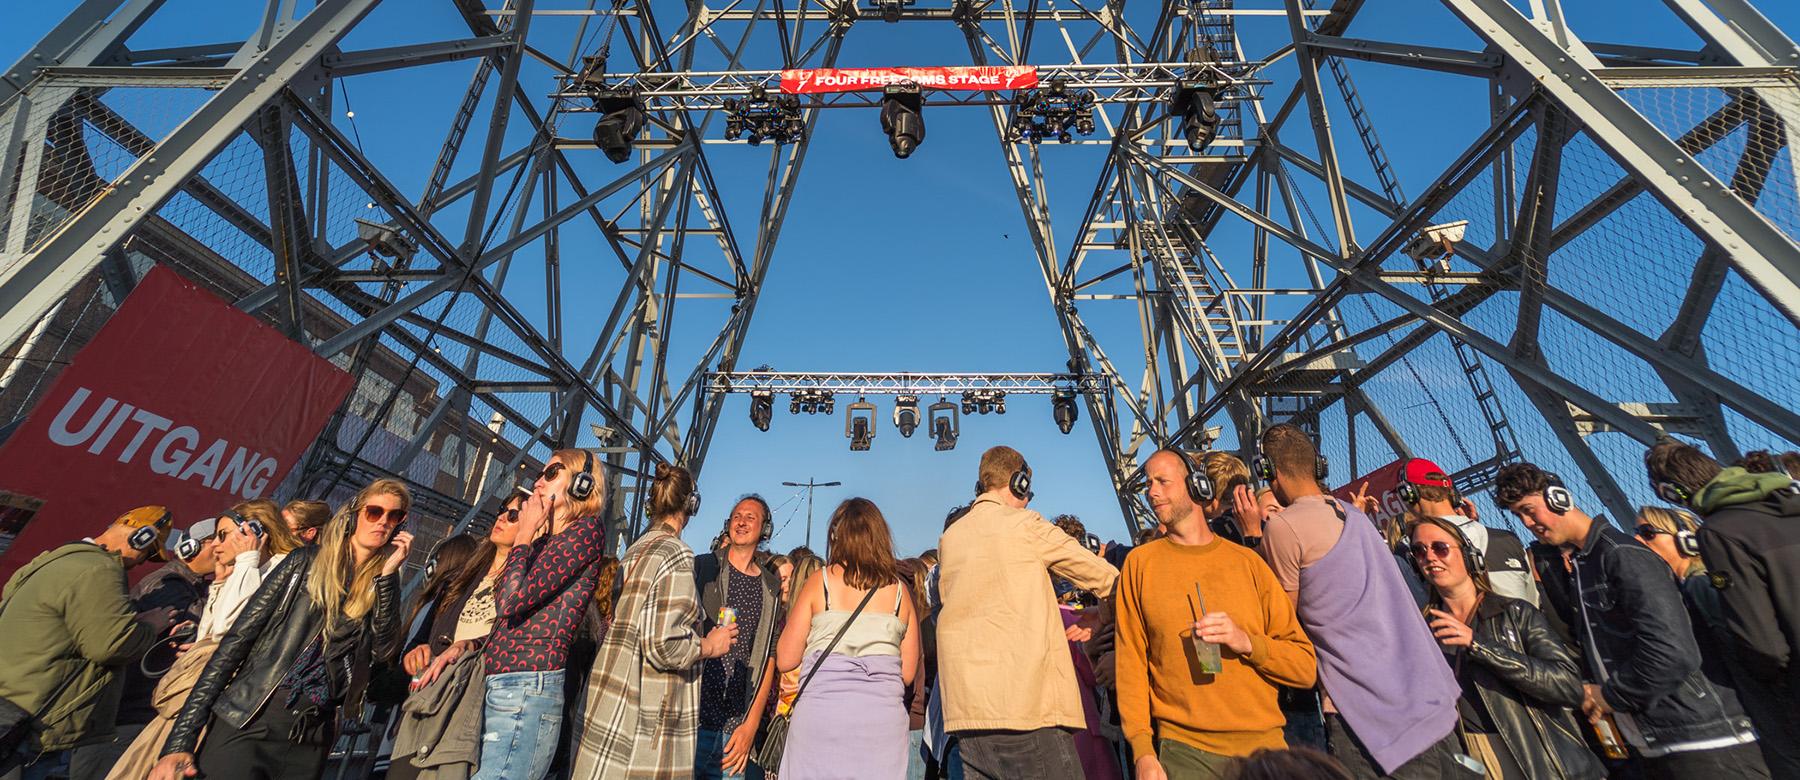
top-left (775, 498), bottom-right (922, 779)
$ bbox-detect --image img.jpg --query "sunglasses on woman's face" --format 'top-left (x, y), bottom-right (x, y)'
top-left (360, 504), bottom-right (408, 527)
top-left (1409, 541), bottom-right (1458, 560)
top-left (539, 463), bottom-right (566, 482)
top-left (1634, 525), bottom-right (1669, 541)
top-left (498, 507), bottom-right (521, 524)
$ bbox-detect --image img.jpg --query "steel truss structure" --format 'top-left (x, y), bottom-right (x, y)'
top-left (1, 0), bottom-right (1797, 540)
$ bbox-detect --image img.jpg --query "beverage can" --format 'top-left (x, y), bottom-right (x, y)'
top-left (718, 606), bottom-right (738, 626)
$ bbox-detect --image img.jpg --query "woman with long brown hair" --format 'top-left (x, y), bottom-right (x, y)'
top-left (1409, 516), bottom-right (1599, 780)
top-left (772, 498), bottom-right (921, 779)
top-left (150, 479), bottom-right (414, 780)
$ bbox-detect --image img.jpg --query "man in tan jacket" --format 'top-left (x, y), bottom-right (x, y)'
top-left (936, 445), bottom-right (1119, 779)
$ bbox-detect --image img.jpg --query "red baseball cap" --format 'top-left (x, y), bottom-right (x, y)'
top-left (1403, 458), bottom-right (1454, 489)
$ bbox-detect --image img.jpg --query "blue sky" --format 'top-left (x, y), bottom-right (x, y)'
top-left (7, 1), bottom-right (1796, 557)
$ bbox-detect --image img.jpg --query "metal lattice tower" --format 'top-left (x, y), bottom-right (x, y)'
top-left (1, 0), bottom-right (1796, 544)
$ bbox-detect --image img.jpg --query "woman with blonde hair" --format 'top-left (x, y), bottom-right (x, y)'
top-left (150, 480), bottom-right (414, 780)
top-left (773, 498), bottom-right (920, 779)
top-left (572, 463), bottom-right (737, 779)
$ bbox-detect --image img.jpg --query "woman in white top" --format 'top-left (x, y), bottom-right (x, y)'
top-left (194, 499), bottom-right (302, 640)
top-left (775, 498), bottom-right (920, 779)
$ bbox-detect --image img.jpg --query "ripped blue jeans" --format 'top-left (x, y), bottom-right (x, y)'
top-left (471, 670), bottom-right (565, 780)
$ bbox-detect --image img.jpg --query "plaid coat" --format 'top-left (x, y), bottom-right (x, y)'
top-left (571, 525), bottom-right (705, 779)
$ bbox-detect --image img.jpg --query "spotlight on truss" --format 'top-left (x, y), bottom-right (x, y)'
top-left (1052, 388), bottom-right (1078, 434)
top-left (880, 85), bottom-right (926, 159)
top-left (869, 0), bottom-right (913, 22)
top-left (894, 395), bottom-right (920, 438)
top-left (1170, 79), bottom-right (1222, 151)
top-left (590, 87), bottom-right (645, 164)
top-left (928, 398), bottom-right (959, 452)
top-left (724, 84), bottom-right (805, 146)
top-left (354, 219), bottom-right (417, 263)
top-left (749, 390), bottom-right (773, 432)
top-left (846, 398), bottom-right (877, 451)
top-left (1004, 78), bottom-right (1097, 145)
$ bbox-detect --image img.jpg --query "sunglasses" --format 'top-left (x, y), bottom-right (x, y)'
top-left (539, 463), bottom-right (566, 482)
top-left (360, 504), bottom-right (408, 527)
top-left (498, 507), bottom-right (521, 523)
top-left (1409, 541), bottom-right (1459, 560)
top-left (1634, 525), bottom-right (1669, 541)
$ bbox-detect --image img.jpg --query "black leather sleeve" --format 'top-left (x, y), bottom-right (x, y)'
top-left (370, 572), bottom-right (402, 663)
top-left (160, 551), bottom-right (307, 756)
top-left (1468, 602), bottom-right (1586, 708)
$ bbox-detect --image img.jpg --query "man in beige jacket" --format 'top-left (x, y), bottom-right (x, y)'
top-left (937, 445), bottom-right (1119, 779)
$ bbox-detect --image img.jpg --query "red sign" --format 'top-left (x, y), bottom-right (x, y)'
top-left (1331, 459), bottom-right (1408, 527)
top-left (0, 266), bottom-right (354, 580)
top-left (779, 66), bottom-right (1039, 94)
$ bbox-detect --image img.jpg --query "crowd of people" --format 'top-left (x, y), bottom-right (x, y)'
top-left (0, 431), bottom-right (1795, 780)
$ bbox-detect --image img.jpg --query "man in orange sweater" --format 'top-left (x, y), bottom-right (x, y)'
top-left (1116, 450), bottom-right (1317, 779)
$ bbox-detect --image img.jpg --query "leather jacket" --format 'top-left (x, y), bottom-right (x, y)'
top-left (161, 546), bottom-right (401, 756)
top-left (1449, 595), bottom-right (1603, 780)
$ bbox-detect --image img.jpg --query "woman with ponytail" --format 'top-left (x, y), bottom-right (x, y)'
top-left (465, 449), bottom-right (610, 780)
top-left (150, 479), bottom-right (414, 780)
top-left (571, 463), bottom-right (738, 779)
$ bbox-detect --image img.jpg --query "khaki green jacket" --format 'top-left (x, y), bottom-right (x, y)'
top-left (0, 542), bottom-right (154, 751)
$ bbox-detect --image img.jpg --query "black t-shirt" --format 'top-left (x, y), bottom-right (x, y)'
top-left (698, 566), bottom-right (766, 731)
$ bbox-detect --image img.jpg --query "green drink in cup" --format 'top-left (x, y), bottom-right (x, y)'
top-left (1189, 584), bottom-right (1223, 675)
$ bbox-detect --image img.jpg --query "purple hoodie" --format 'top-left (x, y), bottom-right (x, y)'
top-left (1297, 500), bottom-right (1459, 774)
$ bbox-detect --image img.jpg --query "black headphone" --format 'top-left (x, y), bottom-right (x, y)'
top-left (127, 508), bottom-right (173, 553)
top-left (1655, 480), bottom-right (1693, 508)
top-left (174, 534), bottom-right (203, 562)
top-left (1668, 510), bottom-right (1703, 557)
top-left (569, 450), bottom-right (597, 502)
top-left (1542, 472), bottom-right (1574, 515)
top-left (686, 489), bottom-right (702, 518)
top-left (1010, 460), bottom-right (1034, 500)
top-left (1397, 468), bottom-right (1462, 507)
top-left (1458, 525), bottom-right (1487, 575)
top-left (1176, 450), bottom-right (1215, 503)
top-left (1251, 452), bottom-right (1329, 483)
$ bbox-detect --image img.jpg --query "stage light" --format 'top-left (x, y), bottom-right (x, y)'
top-left (1170, 80), bottom-right (1222, 151)
top-left (846, 398), bottom-right (877, 451)
top-left (790, 397), bottom-right (802, 414)
top-left (750, 390), bottom-right (773, 431)
top-left (928, 398), bottom-right (959, 452)
top-left (1004, 78), bottom-right (1097, 145)
top-left (590, 88), bottom-right (646, 164)
top-left (724, 84), bottom-right (805, 146)
top-left (961, 392), bottom-right (976, 415)
top-left (870, 0), bottom-right (913, 22)
top-left (894, 395), bottom-right (920, 438)
top-left (880, 85), bottom-right (925, 159)
top-left (994, 392), bottom-right (1006, 414)
top-left (1052, 388), bottom-right (1078, 434)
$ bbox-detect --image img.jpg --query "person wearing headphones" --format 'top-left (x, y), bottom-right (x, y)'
top-left (692, 495), bottom-right (783, 779)
top-left (1408, 515), bottom-right (1601, 779)
top-left (0, 507), bottom-right (171, 780)
top-left (935, 445), bottom-right (1117, 780)
top-left (1117, 450), bottom-right (1315, 780)
top-left (1394, 459), bottom-right (1540, 608)
top-left (1494, 463), bottom-right (1765, 778)
top-left (1230, 424), bottom-right (1462, 779)
top-left (572, 463), bottom-right (737, 780)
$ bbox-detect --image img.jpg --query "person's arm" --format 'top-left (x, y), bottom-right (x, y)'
top-left (163, 551), bottom-right (307, 757)
top-left (1028, 516), bottom-right (1119, 598)
top-left (1111, 558), bottom-right (1156, 763)
top-left (1243, 558), bottom-right (1317, 689)
top-left (776, 571), bottom-right (821, 673)
top-left (64, 561), bottom-right (156, 666)
top-left (1700, 527), bottom-right (1788, 683)
top-left (1598, 546), bottom-right (1703, 713)
top-left (496, 517), bottom-right (602, 620)
top-left (899, 583), bottom-right (922, 686)
top-left (203, 551), bottom-right (267, 639)
top-left (1466, 604), bottom-right (1584, 708)
top-left (642, 548), bottom-right (704, 672)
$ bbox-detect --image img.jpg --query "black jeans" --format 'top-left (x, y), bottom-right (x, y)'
top-left (1326, 714), bottom-right (1470, 780)
top-left (194, 701), bottom-right (332, 780)
top-left (956, 728), bottom-right (1082, 780)
top-left (1640, 742), bottom-right (1769, 780)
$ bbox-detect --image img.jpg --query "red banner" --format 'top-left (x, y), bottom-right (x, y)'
top-left (779, 66), bottom-right (1039, 94)
top-left (1331, 459), bottom-right (1408, 527)
top-left (0, 266), bottom-right (354, 580)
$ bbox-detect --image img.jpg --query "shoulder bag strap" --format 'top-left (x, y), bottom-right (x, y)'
top-left (792, 585), bottom-right (880, 706)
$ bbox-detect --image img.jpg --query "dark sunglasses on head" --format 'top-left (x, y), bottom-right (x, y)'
top-left (360, 504), bottom-right (408, 526)
top-left (1409, 541), bottom-right (1458, 560)
top-left (1634, 524), bottom-right (1669, 541)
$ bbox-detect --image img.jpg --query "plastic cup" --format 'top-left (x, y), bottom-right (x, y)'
top-left (1190, 630), bottom-right (1222, 675)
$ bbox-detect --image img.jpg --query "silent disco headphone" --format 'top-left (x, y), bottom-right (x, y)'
top-left (1251, 451), bottom-right (1329, 483)
top-left (568, 450), bottom-right (597, 502)
top-left (1010, 460), bottom-right (1034, 500)
top-left (686, 488), bottom-right (702, 518)
top-left (1665, 510), bottom-right (1703, 557)
top-left (1655, 479), bottom-right (1693, 508)
top-left (1397, 459), bottom-right (1461, 507)
top-left (1176, 450), bottom-right (1215, 503)
top-left (174, 533), bottom-right (203, 563)
top-left (1542, 472), bottom-right (1574, 515)
top-left (1458, 524), bottom-right (1487, 575)
top-left (127, 508), bottom-right (173, 553)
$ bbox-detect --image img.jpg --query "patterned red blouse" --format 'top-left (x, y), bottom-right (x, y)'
top-left (482, 515), bottom-right (606, 674)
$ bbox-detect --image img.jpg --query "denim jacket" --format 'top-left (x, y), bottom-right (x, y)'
top-left (1568, 517), bottom-right (1756, 751)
